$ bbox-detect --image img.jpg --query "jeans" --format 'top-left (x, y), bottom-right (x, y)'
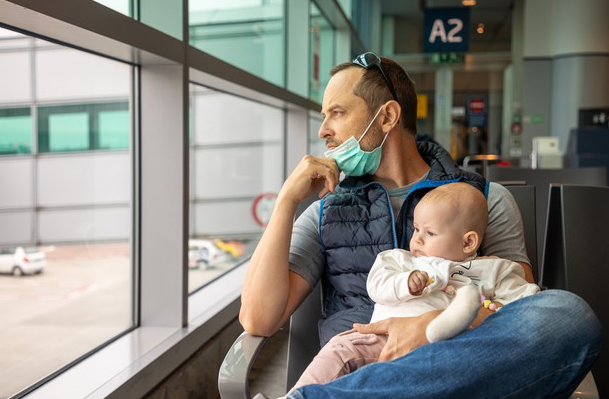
top-left (287, 290), bottom-right (602, 399)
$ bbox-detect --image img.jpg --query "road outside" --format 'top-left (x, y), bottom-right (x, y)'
top-left (0, 242), bottom-right (245, 398)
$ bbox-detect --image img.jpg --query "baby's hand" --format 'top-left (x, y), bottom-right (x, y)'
top-left (408, 270), bottom-right (430, 296)
top-left (481, 295), bottom-right (502, 311)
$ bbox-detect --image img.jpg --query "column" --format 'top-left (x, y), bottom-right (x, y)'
top-left (520, 0), bottom-right (609, 165)
top-left (434, 66), bottom-right (453, 151)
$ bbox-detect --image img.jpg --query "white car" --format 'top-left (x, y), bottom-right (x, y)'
top-left (188, 239), bottom-right (231, 269)
top-left (0, 246), bottom-right (47, 276)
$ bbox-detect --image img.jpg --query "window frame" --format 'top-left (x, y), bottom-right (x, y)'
top-left (0, 0), bottom-right (345, 397)
top-left (37, 101), bottom-right (130, 153)
top-left (0, 107), bottom-right (32, 155)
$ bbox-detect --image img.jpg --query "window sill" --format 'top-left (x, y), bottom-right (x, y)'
top-left (22, 262), bottom-right (247, 399)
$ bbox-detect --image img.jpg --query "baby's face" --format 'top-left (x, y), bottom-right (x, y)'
top-left (409, 200), bottom-right (468, 261)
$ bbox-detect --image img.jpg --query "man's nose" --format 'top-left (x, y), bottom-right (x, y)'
top-left (318, 120), bottom-right (333, 139)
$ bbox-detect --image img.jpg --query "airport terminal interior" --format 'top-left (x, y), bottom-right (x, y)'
top-left (0, 0), bottom-right (608, 398)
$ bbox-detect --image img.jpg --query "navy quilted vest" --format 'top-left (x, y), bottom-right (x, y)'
top-left (317, 142), bottom-right (487, 344)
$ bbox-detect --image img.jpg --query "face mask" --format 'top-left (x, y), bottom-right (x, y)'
top-left (324, 106), bottom-right (389, 176)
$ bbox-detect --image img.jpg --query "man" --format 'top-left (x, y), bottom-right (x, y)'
top-left (240, 52), bottom-right (601, 398)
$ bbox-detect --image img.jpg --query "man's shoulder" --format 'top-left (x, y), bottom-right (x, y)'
top-left (483, 182), bottom-right (522, 225)
top-left (486, 181), bottom-right (513, 204)
top-left (296, 199), bottom-right (320, 224)
top-left (487, 180), bottom-right (509, 193)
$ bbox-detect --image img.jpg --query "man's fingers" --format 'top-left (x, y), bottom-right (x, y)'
top-left (284, 155), bottom-right (340, 202)
top-left (303, 156), bottom-right (339, 194)
top-left (314, 166), bottom-right (338, 198)
top-left (378, 343), bottom-right (394, 361)
top-left (321, 160), bottom-right (339, 190)
top-left (353, 319), bottom-right (389, 335)
top-left (378, 334), bottom-right (412, 361)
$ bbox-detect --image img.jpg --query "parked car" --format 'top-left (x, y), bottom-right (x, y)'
top-left (212, 239), bottom-right (245, 258)
top-left (0, 246), bottom-right (47, 276)
top-left (188, 239), bottom-right (232, 269)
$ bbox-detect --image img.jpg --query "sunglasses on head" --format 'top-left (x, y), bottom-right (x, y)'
top-left (352, 52), bottom-right (399, 102)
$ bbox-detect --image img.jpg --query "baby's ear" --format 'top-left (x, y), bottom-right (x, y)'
top-left (463, 231), bottom-right (479, 255)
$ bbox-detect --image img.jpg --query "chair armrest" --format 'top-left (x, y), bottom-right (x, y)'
top-left (218, 331), bottom-right (269, 399)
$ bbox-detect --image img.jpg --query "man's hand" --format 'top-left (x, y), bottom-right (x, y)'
top-left (470, 302), bottom-right (501, 328)
top-left (280, 155), bottom-right (340, 205)
top-left (353, 311), bottom-right (442, 361)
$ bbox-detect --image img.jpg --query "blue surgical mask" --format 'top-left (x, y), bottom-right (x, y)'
top-left (324, 106), bottom-right (388, 176)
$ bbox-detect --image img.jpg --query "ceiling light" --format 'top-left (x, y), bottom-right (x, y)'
top-left (462, 0), bottom-right (476, 5)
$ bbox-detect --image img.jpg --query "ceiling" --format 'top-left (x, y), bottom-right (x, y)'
top-left (372, 0), bottom-right (518, 106)
top-left (380, 0), bottom-right (515, 54)
top-left (376, 0), bottom-right (516, 93)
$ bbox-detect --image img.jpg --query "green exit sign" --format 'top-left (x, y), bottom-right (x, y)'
top-left (430, 52), bottom-right (464, 64)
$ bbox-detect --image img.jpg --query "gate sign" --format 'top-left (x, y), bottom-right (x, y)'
top-left (424, 8), bottom-right (470, 53)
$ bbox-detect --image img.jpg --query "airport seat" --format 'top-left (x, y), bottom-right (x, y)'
top-left (218, 185), bottom-right (598, 399)
top-left (461, 154), bottom-right (516, 177)
top-left (486, 166), bottom-right (607, 275)
top-left (540, 184), bottom-right (608, 397)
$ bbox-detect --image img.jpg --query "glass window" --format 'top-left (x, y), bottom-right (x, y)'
top-left (310, 2), bottom-right (335, 103)
top-left (0, 108), bottom-right (32, 155)
top-left (337, 0), bottom-right (353, 20)
top-left (0, 29), bottom-right (133, 398)
top-left (49, 112), bottom-right (89, 151)
top-left (99, 109), bottom-right (131, 149)
top-left (189, 0), bottom-right (286, 88)
top-left (38, 102), bottom-right (130, 153)
top-left (91, 0), bottom-right (132, 16)
top-left (188, 84), bottom-right (284, 292)
top-left (309, 110), bottom-right (324, 156)
top-left (91, 1), bottom-right (182, 40)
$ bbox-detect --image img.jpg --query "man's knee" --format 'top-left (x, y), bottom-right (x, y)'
top-left (509, 290), bottom-right (602, 351)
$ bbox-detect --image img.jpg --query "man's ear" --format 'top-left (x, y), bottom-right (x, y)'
top-left (463, 231), bottom-right (479, 255)
top-left (381, 100), bottom-right (401, 132)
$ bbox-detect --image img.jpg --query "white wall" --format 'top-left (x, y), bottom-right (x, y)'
top-left (35, 47), bottom-right (131, 102)
top-left (0, 51), bottom-right (31, 103)
top-left (0, 152), bottom-right (130, 245)
top-left (37, 152), bottom-right (130, 206)
top-left (0, 212), bottom-right (33, 244)
top-left (0, 157), bottom-right (33, 208)
top-left (38, 206), bottom-right (130, 242)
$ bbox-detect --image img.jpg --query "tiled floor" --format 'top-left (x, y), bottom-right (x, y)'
top-left (249, 327), bottom-right (289, 398)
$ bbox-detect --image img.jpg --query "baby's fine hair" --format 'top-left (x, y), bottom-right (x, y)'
top-left (420, 182), bottom-right (488, 238)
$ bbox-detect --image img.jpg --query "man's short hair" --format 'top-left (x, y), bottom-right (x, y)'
top-left (330, 57), bottom-right (417, 135)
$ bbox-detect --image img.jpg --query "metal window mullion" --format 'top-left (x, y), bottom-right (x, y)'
top-left (139, 62), bottom-right (188, 328)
